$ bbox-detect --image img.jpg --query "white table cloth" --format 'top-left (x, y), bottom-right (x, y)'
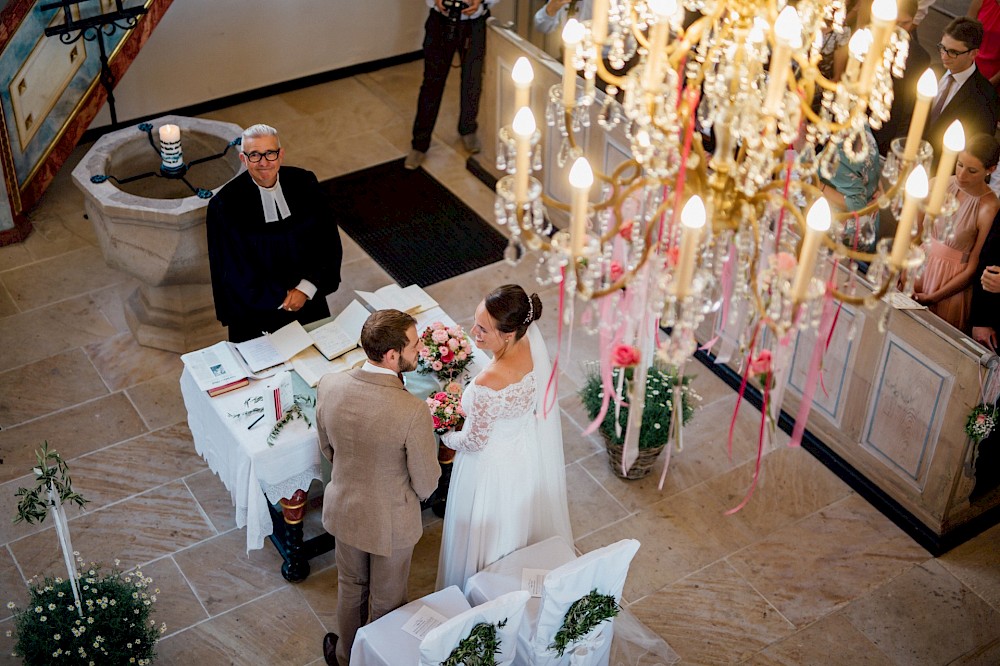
top-left (181, 306), bottom-right (481, 552)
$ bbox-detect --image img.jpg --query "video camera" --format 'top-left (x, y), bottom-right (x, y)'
top-left (441, 0), bottom-right (468, 42)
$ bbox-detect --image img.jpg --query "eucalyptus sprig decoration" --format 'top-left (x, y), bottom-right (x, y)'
top-left (549, 589), bottom-right (620, 657)
top-left (441, 619), bottom-right (506, 666)
top-left (267, 394), bottom-right (317, 445)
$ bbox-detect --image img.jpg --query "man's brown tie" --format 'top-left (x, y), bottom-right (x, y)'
top-left (930, 73), bottom-right (954, 124)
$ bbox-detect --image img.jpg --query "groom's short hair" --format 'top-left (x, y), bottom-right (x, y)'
top-left (361, 309), bottom-right (416, 363)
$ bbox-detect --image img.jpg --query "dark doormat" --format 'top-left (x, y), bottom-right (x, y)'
top-left (320, 158), bottom-right (506, 287)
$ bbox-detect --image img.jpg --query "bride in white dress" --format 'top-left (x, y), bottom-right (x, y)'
top-left (436, 284), bottom-right (574, 591)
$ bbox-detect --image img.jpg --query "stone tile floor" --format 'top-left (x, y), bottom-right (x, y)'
top-left (1, 13), bottom-right (999, 664)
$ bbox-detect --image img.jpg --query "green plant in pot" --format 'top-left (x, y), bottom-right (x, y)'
top-left (579, 364), bottom-right (697, 479)
top-left (9, 443), bottom-right (163, 665)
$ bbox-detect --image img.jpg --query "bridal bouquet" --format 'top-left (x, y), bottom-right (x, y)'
top-left (426, 382), bottom-right (465, 435)
top-left (418, 322), bottom-right (474, 381)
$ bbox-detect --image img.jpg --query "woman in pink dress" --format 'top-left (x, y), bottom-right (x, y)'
top-left (915, 134), bottom-right (1000, 332)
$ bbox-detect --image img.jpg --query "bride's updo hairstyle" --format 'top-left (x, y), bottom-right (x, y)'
top-left (485, 284), bottom-right (542, 342)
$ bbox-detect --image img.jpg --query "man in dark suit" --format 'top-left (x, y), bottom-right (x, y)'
top-left (925, 17), bottom-right (1000, 160)
top-left (316, 309), bottom-right (440, 665)
top-left (206, 124), bottom-right (343, 342)
top-left (971, 208), bottom-right (1000, 350)
top-left (873, 0), bottom-right (931, 155)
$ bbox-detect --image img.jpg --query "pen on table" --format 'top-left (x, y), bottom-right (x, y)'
top-left (248, 412), bottom-right (266, 430)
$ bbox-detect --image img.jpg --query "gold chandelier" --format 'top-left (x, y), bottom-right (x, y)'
top-left (494, 0), bottom-right (964, 363)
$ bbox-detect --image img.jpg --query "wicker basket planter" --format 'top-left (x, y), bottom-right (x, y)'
top-left (603, 436), bottom-right (665, 480)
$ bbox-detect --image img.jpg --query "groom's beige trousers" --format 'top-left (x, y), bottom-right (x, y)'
top-left (334, 540), bottom-right (413, 666)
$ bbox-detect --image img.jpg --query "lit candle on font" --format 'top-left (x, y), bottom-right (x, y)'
top-left (791, 197), bottom-right (832, 302)
top-left (845, 29), bottom-right (872, 82)
top-left (764, 7), bottom-right (803, 115)
top-left (592, 0), bottom-right (609, 44)
top-left (562, 20), bottom-right (585, 107)
top-left (643, 0), bottom-right (676, 91)
top-left (858, 0), bottom-right (897, 93)
top-left (158, 124), bottom-right (183, 171)
top-left (512, 57), bottom-right (533, 112)
top-left (569, 157), bottom-right (594, 257)
top-left (675, 195), bottom-right (706, 299)
top-left (903, 69), bottom-right (937, 161)
top-left (891, 165), bottom-right (929, 267)
top-left (512, 106), bottom-right (536, 205)
top-left (927, 120), bottom-right (965, 216)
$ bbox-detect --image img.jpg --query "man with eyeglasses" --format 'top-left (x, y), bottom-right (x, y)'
top-left (206, 123), bottom-right (343, 342)
top-left (924, 17), bottom-right (1000, 161)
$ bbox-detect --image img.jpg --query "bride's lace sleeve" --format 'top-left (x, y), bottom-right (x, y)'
top-left (442, 378), bottom-right (535, 452)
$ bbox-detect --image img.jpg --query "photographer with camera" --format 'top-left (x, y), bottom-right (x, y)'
top-left (405, 0), bottom-right (498, 170)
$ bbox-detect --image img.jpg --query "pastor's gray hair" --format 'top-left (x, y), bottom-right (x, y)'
top-left (242, 124), bottom-right (280, 147)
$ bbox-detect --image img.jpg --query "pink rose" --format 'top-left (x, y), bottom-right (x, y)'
top-left (431, 322), bottom-right (445, 330)
top-left (461, 340), bottom-right (472, 351)
top-left (609, 260), bottom-right (624, 283)
top-left (455, 351), bottom-right (467, 361)
top-left (439, 348), bottom-right (454, 363)
top-left (444, 406), bottom-right (453, 415)
top-left (774, 252), bottom-right (797, 274)
top-left (432, 415), bottom-right (441, 429)
top-left (431, 361), bottom-right (443, 371)
top-left (611, 344), bottom-right (641, 368)
top-left (748, 350), bottom-right (772, 376)
top-left (432, 329), bottom-right (450, 344)
top-left (447, 327), bottom-right (461, 337)
top-left (618, 220), bottom-right (634, 239)
top-left (419, 348), bottom-right (430, 358)
top-left (445, 381), bottom-right (462, 394)
top-left (434, 392), bottom-right (448, 401)
top-left (977, 414), bottom-right (988, 424)
top-left (448, 338), bottom-right (460, 350)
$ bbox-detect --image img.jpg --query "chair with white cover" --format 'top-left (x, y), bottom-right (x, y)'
top-left (465, 537), bottom-right (641, 666)
top-left (350, 585), bottom-right (530, 666)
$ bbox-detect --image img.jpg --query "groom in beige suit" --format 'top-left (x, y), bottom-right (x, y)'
top-left (316, 309), bottom-right (440, 666)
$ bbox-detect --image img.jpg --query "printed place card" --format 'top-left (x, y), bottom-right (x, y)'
top-left (401, 605), bottom-right (449, 640)
top-left (521, 568), bottom-right (550, 597)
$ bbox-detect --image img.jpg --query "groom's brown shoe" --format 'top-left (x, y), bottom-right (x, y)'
top-left (323, 632), bottom-right (339, 665)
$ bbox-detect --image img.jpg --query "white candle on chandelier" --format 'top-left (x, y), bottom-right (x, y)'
top-left (890, 165), bottom-right (929, 267)
top-left (511, 57), bottom-right (534, 111)
top-left (592, 0), bottom-right (609, 44)
top-left (903, 69), bottom-right (937, 161)
top-left (791, 197), bottom-right (832, 303)
top-left (845, 29), bottom-right (872, 82)
top-left (763, 6), bottom-right (802, 115)
top-left (568, 157), bottom-right (593, 257)
top-left (643, 0), bottom-right (676, 91)
top-left (562, 19), bottom-right (584, 107)
top-left (512, 106), bottom-right (536, 205)
top-left (927, 120), bottom-right (965, 216)
top-left (858, 0), bottom-right (897, 92)
top-left (675, 195), bottom-right (706, 300)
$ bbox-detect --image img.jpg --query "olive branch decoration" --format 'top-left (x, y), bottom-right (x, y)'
top-left (267, 394), bottom-right (317, 446)
top-left (549, 589), bottom-right (620, 657)
top-left (14, 442), bottom-right (88, 525)
top-left (441, 619), bottom-right (507, 666)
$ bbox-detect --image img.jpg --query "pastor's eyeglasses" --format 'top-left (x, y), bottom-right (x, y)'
top-left (243, 149), bottom-right (280, 163)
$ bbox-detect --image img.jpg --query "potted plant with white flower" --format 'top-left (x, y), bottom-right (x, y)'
top-left (8, 443), bottom-right (164, 665)
top-left (579, 363), bottom-right (698, 479)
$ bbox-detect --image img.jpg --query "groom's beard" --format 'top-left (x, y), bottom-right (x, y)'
top-left (398, 356), bottom-right (418, 373)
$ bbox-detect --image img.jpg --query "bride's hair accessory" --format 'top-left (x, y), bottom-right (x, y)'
top-left (523, 295), bottom-right (534, 325)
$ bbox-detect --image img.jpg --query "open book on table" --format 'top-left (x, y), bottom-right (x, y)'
top-left (355, 284), bottom-right (437, 315)
top-left (231, 320), bottom-right (316, 374)
top-left (291, 346), bottom-right (368, 388)
top-left (308, 299), bottom-right (370, 360)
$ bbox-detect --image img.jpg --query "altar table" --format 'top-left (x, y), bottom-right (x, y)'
top-left (181, 305), bottom-right (479, 579)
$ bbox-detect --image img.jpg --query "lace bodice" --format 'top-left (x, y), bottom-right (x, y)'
top-left (442, 372), bottom-right (537, 453)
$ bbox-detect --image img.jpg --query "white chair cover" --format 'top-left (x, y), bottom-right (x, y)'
top-left (350, 586), bottom-right (471, 666)
top-left (419, 590), bottom-right (531, 666)
top-left (529, 539), bottom-right (640, 666)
